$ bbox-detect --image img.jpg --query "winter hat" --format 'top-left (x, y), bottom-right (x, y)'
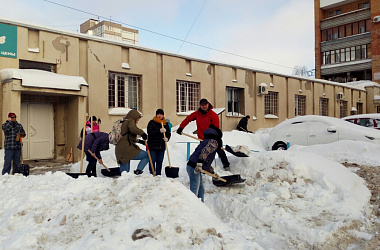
top-left (156, 109), bottom-right (164, 115)
top-left (8, 112), bottom-right (16, 118)
top-left (91, 116), bottom-right (97, 121)
top-left (199, 98), bottom-right (209, 105)
top-left (208, 124), bottom-right (223, 138)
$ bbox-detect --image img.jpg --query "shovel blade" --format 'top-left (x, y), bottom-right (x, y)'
top-left (66, 173), bottom-right (91, 178)
top-left (101, 167), bottom-right (121, 177)
top-left (165, 166), bottom-right (179, 178)
top-left (212, 174), bottom-right (245, 186)
top-left (225, 145), bottom-right (249, 157)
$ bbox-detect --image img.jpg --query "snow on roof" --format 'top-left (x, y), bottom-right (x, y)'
top-left (343, 80), bottom-right (380, 89)
top-left (0, 68), bottom-right (88, 91)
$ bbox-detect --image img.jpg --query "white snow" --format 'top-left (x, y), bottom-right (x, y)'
top-left (0, 121), bottom-right (379, 249)
top-left (0, 68), bottom-right (88, 91)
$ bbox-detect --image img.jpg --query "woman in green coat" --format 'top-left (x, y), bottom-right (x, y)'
top-left (115, 109), bottom-right (148, 175)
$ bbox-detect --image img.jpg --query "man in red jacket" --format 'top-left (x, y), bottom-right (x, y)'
top-left (177, 98), bottom-right (231, 171)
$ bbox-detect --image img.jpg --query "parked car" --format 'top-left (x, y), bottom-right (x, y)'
top-left (268, 115), bottom-right (380, 150)
top-left (342, 113), bottom-right (380, 130)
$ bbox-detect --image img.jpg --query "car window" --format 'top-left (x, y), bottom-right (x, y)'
top-left (357, 118), bottom-right (373, 127)
top-left (345, 119), bottom-right (355, 123)
top-left (375, 119), bottom-right (380, 128)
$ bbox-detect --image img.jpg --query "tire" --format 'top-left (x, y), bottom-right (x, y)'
top-left (272, 142), bottom-right (287, 150)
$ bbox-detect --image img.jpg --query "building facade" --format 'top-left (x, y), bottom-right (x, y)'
top-left (315, 0), bottom-right (380, 83)
top-left (0, 17), bottom-right (379, 161)
top-left (80, 19), bottom-right (139, 45)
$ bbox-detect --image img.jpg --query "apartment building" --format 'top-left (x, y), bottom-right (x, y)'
top-left (315, 0), bottom-right (380, 83)
top-left (80, 19), bottom-right (138, 45)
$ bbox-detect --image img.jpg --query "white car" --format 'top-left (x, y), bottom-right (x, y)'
top-left (268, 115), bottom-right (380, 150)
top-left (342, 113), bottom-right (380, 130)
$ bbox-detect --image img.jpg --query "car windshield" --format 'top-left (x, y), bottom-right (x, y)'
top-left (357, 118), bottom-right (373, 128)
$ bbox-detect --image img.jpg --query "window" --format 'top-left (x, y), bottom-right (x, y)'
top-left (333, 27), bottom-right (338, 40)
top-left (322, 30), bottom-right (327, 42)
top-left (340, 48), bottom-right (346, 62)
top-left (295, 95), bottom-right (306, 116)
top-left (176, 80), bottom-right (199, 112)
top-left (265, 92), bottom-right (278, 116)
top-left (336, 9), bottom-right (342, 15)
top-left (346, 48), bottom-right (350, 61)
top-left (331, 50), bottom-right (335, 64)
top-left (356, 46), bottom-right (361, 60)
top-left (339, 101), bottom-right (347, 118)
top-left (226, 87), bottom-right (244, 116)
top-left (359, 2), bottom-right (370, 9)
top-left (338, 26), bottom-right (345, 38)
top-left (351, 47), bottom-right (356, 61)
top-left (327, 29), bottom-right (333, 40)
top-left (19, 60), bottom-right (56, 72)
top-left (361, 45), bottom-right (367, 59)
top-left (346, 24), bottom-right (352, 36)
top-left (359, 21), bottom-right (366, 33)
top-left (335, 49), bottom-right (340, 63)
top-left (319, 98), bottom-right (329, 116)
top-left (108, 72), bottom-right (141, 110)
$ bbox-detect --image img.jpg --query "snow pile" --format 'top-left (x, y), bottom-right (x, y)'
top-left (0, 126), bottom-right (378, 248)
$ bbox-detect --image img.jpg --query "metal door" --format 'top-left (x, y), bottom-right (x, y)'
top-left (21, 103), bottom-right (54, 160)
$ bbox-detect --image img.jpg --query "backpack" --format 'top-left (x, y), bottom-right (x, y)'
top-left (109, 118), bottom-right (126, 145)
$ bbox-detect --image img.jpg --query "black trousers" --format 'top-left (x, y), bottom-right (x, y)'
top-left (85, 152), bottom-right (97, 177)
top-left (217, 148), bottom-right (230, 168)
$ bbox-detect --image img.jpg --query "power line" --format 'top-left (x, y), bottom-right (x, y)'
top-left (177, 0), bottom-right (207, 53)
top-left (41, 0), bottom-right (294, 70)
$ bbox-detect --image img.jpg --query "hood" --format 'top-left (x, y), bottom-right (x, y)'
top-left (125, 109), bottom-right (141, 121)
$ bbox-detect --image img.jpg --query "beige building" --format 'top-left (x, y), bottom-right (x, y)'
top-left (0, 17), bottom-right (379, 162)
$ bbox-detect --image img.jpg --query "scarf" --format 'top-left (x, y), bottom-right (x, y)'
top-left (153, 116), bottom-right (167, 125)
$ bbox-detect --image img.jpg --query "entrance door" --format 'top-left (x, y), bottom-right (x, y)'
top-left (21, 103), bottom-right (54, 160)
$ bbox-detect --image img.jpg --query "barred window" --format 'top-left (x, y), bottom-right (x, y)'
top-left (108, 72), bottom-right (141, 110)
top-left (339, 101), bottom-right (347, 118)
top-left (265, 92), bottom-right (278, 116)
top-left (226, 87), bottom-right (245, 116)
top-left (295, 95), bottom-right (306, 116)
top-left (176, 80), bottom-right (200, 112)
top-left (319, 98), bottom-right (329, 116)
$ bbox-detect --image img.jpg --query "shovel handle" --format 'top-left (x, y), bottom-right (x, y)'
top-left (200, 169), bottom-right (226, 182)
top-left (87, 149), bottom-right (110, 172)
top-left (161, 122), bottom-right (172, 168)
top-left (180, 132), bottom-right (225, 150)
top-left (145, 140), bottom-right (156, 176)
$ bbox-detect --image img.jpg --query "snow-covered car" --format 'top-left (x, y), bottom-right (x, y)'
top-left (268, 115), bottom-right (380, 150)
top-left (342, 113), bottom-right (380, 130)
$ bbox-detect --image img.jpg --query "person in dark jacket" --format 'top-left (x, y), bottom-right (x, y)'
top-left (115, 109), bottom-right (148, 175)
top-left (2, 112), bottom-right (26, 175)
top-left (77, 131), bottom-right (109, 177)
top-left (237, 115), bottom-right (250, 132)
top-left (186, 125), bottom-right (223, 202)
top-left (177, 98), bottom-right (231, 171)
top-left (147, 109), bottom-right (171, 175)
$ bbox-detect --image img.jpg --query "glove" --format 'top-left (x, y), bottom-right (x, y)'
top-left (194, 163), bottom-right (202, 174)
top-left (176, 127), bottom-right (183, 135)
top-left (160, 127), bottom-right (166, 133)
top-left (141, 133), bottom-right (147, 140)
top-left (163, 137), bottom-right (168, 142)
top-left (137, 139), bottom-right (145, 145)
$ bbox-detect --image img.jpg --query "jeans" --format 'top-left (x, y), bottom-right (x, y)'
top-left (186, 165), bottom-right (204, 202)
top-left (3, 149), bottom-right (21, 175)
top-left (119, 150), bottom-right (149, 173)
top-left (148, 149), bottom-right (165, 175)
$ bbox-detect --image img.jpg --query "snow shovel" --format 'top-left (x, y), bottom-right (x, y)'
top-left (200, 169), bottom-right (226, 182)
top-left (87, 149), bottom-right (111, 172)
top-left (162, 122), bottom-right (179, 178)
top-left (145, 140), bottom-right (156, 176)
top-left (180, 132), bottom-right (249, 157)
top-left (67, 113), bottom-right (91, 179)
top-left (212, 175), bottom-right (245, 187)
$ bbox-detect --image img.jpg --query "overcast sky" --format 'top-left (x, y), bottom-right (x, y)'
top-left (0, 0), bottom-right (315, 75)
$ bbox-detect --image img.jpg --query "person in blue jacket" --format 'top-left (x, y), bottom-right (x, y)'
top-left (186, 125), bottom-right (223, 202)
top-left (77, 131), bottom-right (109, 177)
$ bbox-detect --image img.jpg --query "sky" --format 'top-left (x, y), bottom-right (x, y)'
top-left (0, 0), bottom-right (315, 75)
top-left (0, 120), bottom-right (379, 248)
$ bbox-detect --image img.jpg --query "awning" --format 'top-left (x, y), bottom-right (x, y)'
top-left (0, 68), bottom-right (88, 91)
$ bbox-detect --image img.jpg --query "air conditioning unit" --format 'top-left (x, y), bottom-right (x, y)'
top-left (374, 16), bottom-right (380, 23)
top-left (258, 85), bottom-right (268, 95)
top-left (337, 92), bottom-right (345, 100)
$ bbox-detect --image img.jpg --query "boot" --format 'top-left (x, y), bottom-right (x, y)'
top-left (134, 169), bottom-right (143, 175)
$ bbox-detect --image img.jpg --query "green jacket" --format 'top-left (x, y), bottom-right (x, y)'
top-left (115, 110), bottom-right (145, 164)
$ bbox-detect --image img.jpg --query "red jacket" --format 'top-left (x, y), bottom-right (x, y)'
top-left (179, 108), bottom-right (219, 140)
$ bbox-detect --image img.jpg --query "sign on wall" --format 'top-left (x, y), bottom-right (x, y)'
top-left (0, 23), bottom-right (17, 58)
